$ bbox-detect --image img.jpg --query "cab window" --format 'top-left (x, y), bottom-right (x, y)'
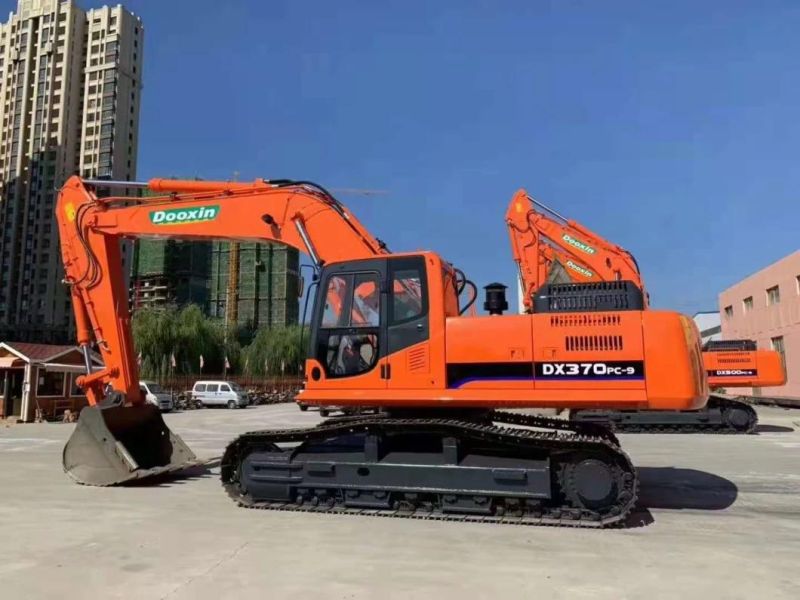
top-left (194, 384), bottom-right (206, 392)
top-left (322, 275), bottom-right (348, 327)
top-left (317, 271), bottom-right (381, 378)
top-left (351, 273), bottom-right (380, 326)
top-left (325, 333), bottom-right (379, 377)
top-left (391, 264), bottom-right (426, 324)
top-left (442, 266), bottom-right (459, 316)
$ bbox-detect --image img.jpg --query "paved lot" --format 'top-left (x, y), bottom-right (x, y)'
top-left (1, 404), bottom-right (800, 600)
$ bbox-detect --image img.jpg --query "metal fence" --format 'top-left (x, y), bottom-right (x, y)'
top-left (158, 374), bottom-right (303, 394)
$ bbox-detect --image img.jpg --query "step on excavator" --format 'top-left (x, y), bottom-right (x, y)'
top-left (506, 189), bottom-right (786, 433)
top-left (57, 176), bottom-right (708, 528)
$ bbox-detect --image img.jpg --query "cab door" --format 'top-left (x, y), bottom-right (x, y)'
top-left (309, 259), bottom-right (388, 390)
top-left (386, 256), bottom-right (432, 390)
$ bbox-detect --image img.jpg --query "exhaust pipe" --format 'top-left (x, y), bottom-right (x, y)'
top-left (63, 403), bottom-right (199, 486)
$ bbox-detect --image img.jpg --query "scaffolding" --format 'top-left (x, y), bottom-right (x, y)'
top-left (129, 240), bottom-right (211, 310)
top-left (209, 242), bottom-right (299, 328)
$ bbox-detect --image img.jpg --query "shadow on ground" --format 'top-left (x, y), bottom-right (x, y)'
top-left (755, 424), bottom-right (795, 433)
top-left (124, 457), bottom-right (222, 487)
top-left (637, 466), bottom-right (738, 510)
top-left (626, 466), bottom-right (739, 527)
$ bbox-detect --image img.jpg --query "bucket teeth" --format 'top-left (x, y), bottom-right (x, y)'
top-left (63, 404), bottom-right (199, 486)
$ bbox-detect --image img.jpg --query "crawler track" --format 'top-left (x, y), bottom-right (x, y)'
top-left (221, 413), bottom-right (637, 528)
top-left (570, 395), bottom-right (758, 434)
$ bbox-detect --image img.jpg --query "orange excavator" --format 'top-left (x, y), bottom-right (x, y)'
top-left (506, 189), bottom-right (786, 433)
top-left (57, 176), bottom-right (707, 527)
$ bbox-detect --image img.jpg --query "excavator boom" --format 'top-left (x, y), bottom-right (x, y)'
top-left (506, 189), bottom-right (645, 312)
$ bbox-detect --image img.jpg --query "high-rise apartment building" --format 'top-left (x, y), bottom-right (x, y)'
top-left (0, 0), bottom-right (142, 343)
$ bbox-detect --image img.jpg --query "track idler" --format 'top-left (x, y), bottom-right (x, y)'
top-left (63, 403), bottom-right (199, 486)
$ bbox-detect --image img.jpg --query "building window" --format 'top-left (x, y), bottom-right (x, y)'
top-left (766, 285), bottom-right (780, 306)
top-left (796, 275), bottom-right (800, 295)
top-left (771, 336), bottom-right (786, 371)
top-left (742, 296), bottom-right (753, 313)
top-left (70, 375), bottom-right (85, 397)
top-left (37, 371), bottom-right (65, 397)
top-left (724, 305), bottom-right (733, 319)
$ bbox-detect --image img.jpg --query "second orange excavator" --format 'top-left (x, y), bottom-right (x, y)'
top-left (506, 189), bottom-right (786, 433)
top-left (56, 175), bottom-right (708, 528)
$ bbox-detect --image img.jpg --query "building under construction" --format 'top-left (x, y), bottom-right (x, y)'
top-left (208, 242), bottom-right (300, 328)
top-left (129, 240), bottom-right (211, 310)
top-left (129, 239), bottom-right (299, 328)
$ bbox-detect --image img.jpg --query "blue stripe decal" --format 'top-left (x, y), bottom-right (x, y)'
top-left (449, 375), bottom-right (644, 388)
top-left (449, 376), bottom-right (534, 389)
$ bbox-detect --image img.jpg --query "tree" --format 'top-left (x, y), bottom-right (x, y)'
top-left (242, 325), bottom-right (307, 376)
top-left (132, 304), bottom-right (242, 377)
top-left (132, 305), bottom-right (300, 379)
top-left (132, 306), bottom-right (178, 380)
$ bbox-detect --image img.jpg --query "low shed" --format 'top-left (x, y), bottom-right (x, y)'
top-left (0, 342), bottom-right (103, 423)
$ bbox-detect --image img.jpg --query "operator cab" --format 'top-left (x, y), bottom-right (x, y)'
top-left (305, 253), bottom-right (459, 382)
top-left (307, 255), bottom-right (427, 380)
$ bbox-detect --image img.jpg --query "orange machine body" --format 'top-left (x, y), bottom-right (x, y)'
top-left (57, 176), bottom-right (706, 413)
top-left (505, 188), bottom-right (785, 391)
top-left (703, 349), bottom-right (786, 388)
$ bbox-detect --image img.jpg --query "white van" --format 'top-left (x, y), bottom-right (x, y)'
top-left (140, 381), bottom-right (173, 412)
top-left (192, 381), bottom-right (249, 409)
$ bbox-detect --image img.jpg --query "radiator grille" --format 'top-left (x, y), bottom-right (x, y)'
top-left (717, 356), bottom-right (751, 365)
top-left (550, 314), bottom-right (622, 327)
top-left (565, 335), bottom-right (624, 352)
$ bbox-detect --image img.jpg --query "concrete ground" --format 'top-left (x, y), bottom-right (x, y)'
top-left (1, 405), bottom-right (799, 600)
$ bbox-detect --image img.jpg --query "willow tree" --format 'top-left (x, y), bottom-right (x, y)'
top-left (132, 307), bottom-right (179, 379)
top-left (242, 325), bottom-right (307, 376)
top-left (132, 304), bottom-right (242, 377)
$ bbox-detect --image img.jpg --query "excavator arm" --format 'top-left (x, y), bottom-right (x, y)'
top-left (57, 175), bottom-right (397, 485)
top-left (58, 176), bottom-right (388, 406)
top-left (506, 189), bottom-right (645, 311)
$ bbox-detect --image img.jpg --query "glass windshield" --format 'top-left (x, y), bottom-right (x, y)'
top-left (229, 383), bottom-right (243, 391)
top-left (146, 383), bottom-right (164, 393)
top-left (322, 275), bottom-right (348, 327)
top-left (322, 272), bottom-right (381, 328)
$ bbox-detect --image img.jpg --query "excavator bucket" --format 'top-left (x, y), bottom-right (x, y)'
top-left (63, 404), bottom-right (199, 486)
top-left (546, 259), bottom-right (573, 284)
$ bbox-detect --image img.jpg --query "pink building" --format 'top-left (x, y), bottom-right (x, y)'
top-left (719, 250), bottom-right (800, 398)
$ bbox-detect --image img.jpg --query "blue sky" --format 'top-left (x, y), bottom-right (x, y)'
top-left (12, 0), bottom-right (800, 313)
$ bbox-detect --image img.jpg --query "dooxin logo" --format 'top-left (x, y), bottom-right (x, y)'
top-left (562, 233), bottom-right (596, 255)
top-left (566, 260), bottom-right (594, 278)
top-left (149, 205), bottom-right (220, 226)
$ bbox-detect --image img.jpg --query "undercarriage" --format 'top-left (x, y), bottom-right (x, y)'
top-left (569, 395), bottom-right (758, 434)
top-left (221, 411), bottom-right (637, 528)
